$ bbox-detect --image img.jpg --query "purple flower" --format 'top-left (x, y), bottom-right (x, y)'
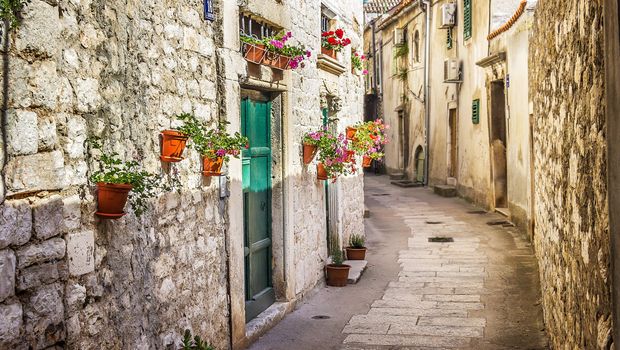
top-left (290, 60), bottom-right (299, 69)
top-left (216, 149), bottom-right (227, 157)
top-left (287, 31), bottom-right (292, 38)
top-left (306, 50), bottom-right (312, 58)
top-left (270, 40), bottom-right (284, 49)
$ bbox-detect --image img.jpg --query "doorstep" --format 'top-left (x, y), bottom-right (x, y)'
top-left (245, 302), bottom-right (293, 345)
top-left (345, 260), bottom-right (367, 284)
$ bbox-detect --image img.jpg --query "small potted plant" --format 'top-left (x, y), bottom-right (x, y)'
top-left (89, 139), bottom-right (173, 218)
top-left (345, 125), bottom-right (358, 140)
top-left (346, 234), bottom-right (367, 260)
top-left (160, 113), bottom-right (207, 162)
top-left (194, 122), bottom-right (249, 177)
top-left (351, 51), bottom-right (368, 75)
top-left (302, 130), bottom-right (323, 164)
top-left (326, 237), bottom-right (350, 287)
top-left (321, 28), bottom-right (351, 59)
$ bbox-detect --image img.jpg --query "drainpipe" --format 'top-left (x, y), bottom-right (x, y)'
top-left (371, 20), bottom-right (377, 94)
top-left (421, 0), bottom-right (431, 186)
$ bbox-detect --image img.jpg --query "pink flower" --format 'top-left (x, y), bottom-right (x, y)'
top-left (287, 31), bottom-right (292, 38)
top-left (363, 69), bottom-right (368, 75)
top-left (270, 40), bottom-right (284, 49)
top-left (306, 50), bottom-right (312, 57)
top-left (216, 149), bottom-right (227, 157)
top-left (290, 60), bottom-right (299, 69)
top-left (361, 55), bottom-right (366, 59)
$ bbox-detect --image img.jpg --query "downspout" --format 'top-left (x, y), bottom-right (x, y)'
top-left (371, 20), bottom-right (377, 94)
top-left (422, 0), bottom-right (431, 186)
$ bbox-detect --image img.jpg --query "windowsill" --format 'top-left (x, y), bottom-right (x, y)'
top-left (317, 54), bottom-right (346, 76)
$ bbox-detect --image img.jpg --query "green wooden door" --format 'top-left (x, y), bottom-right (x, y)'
top-left (242, 98), bottom-right (275, 322)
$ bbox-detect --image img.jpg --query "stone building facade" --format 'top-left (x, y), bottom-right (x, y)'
top-left (530, 0), bottom-right (612, 348)
top-left (0, 0), bottom-right (365, 349)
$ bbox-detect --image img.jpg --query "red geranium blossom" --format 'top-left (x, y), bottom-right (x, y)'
top-left (335, 28), bottom-right (344, 39)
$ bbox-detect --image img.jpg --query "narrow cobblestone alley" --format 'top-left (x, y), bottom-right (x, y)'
top-left (250, 175), bottom-right (548, 349)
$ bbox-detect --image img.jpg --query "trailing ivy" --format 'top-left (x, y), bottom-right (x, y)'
top-left (0, 0), bottom-right (30, 31)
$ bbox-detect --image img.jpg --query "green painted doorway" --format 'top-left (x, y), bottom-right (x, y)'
top-left (241, 97), bottom-right (274, 322)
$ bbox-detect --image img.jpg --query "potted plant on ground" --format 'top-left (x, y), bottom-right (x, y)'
top-left (351, 51), bottom-right (369, 76)
top-left (241, 31), bottom-right (311, 70)
top-left (89, 139), bottom-right (174, 218)
top-left (346, 234), bottom-right (367, 260)
top-left (194, 122), bottom-right (249, 176)
top-left (326, 237), bottom-right (350, 287)
top-left (321, 28), bottom-right (351, 59)
top-left (350, 119), bottom-right (389, 168)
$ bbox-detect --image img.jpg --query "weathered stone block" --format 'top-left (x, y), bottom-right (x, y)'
top-left (16, 262), bottom-right (61, 291)
top-left (0, 249), bottom-right (16, 302)
top-left (16, 237), bottom-right (65, 269)
top-left (0, 303), bottom-right (23, 346)
top-left (63, 194), bottom-right (81, 232)
top-left (63, 115), bottom-right (87, 159)
top-left (15, 0), bottom-right (61, 58)
top-left (38, 117), bottom-right (57, 151)
top-left (5, 150), bottom-right (66, 195)
top-left (6, 109), bottom-right (38, 156)
top-left (24, 283), bottom-right (64, 349)
top-left (75, 78), bottom-right (101, 112)
top-left (0, 199), bottom-right (32, 249)
top-left (65, 283), bottom-right (86, 314)
top-left (29, 61), bottom-right (60, 110)
top-left (32, 195), bottom-right (63, 240)
top-left (66, 230), bottom-right (94, 276)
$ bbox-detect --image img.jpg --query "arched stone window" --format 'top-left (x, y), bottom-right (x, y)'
top-left (413, 30), bottom-right (420, 63)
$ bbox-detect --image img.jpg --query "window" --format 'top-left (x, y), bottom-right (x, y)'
top-left (239, 14), bottom-right (278, 39)
top-left (203, 0), bottom-right (214, 21)
top-left (472, 99), bottom-right (480, 124)
top-left (413, 30), bottom-right (420, 62)
top-left (321, 13), bottom-right (330, 32)
top-left (463, 0), bottom-right (472, 40)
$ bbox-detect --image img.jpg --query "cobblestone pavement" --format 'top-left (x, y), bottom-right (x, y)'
top-left (342, 176), bottom-right (548, 349)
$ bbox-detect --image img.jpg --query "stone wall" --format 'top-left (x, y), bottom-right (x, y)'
top-left (0, 0), bottom-right (230, 348)
top-left (529, 0), bottom-right (612, 348)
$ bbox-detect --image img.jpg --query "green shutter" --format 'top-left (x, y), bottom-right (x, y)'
top-left (447, 27), bottom-right (453, 49)
top-left (472, 99), bottom-right (480, 124)
top-left (463, 0), bottom-right (472, 40)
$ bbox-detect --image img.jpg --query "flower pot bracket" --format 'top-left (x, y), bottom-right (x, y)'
top-left (242, 42), bottom-right (266, 64)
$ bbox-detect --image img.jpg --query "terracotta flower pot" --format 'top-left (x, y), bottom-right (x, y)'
top-left (95, 182), bottom-right (132, 219)
top-left (346, 247), bottom-right (367, 260)
top-left (303, 143), bottom-right (318, 164)
top-left (326, 264), bottom-right (351, 287)
top-left (203, 156), bottom-right (224, 176)
top-left (317, 163), bottom-right (328, 180)
top-left (362, 156), bottom-right (372, 168)
top-left (346, 127), bottom-right (357, 140)
top-left (160, 130), bottom-right (188, 162)
top-left (345, 150), bottom-right (355, 163)
top-left (266, 54), bottom-right (291, 70)
top-left (243, 43), bottom-right (266, 64)
top-left (321, 47), bottom-right (337, 59)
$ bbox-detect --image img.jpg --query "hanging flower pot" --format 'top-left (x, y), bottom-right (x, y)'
top-left (303, 143), bottom-right (318, 164)
top-left (160, 130), bottom-right (189, 162)
top-left (321, 47), bottom-right (337, 59)
top-left (317, 163), bottom-right (328, 180)
top-left (345, 150), bottom-right (355, 163)
top-left (203, 156), bottom-right (224, 176)
top-left (95, 183), bottom-right (132, 219)
top-left (325, 264), bottom-right (351, 287)
top-left (346, 126), bottom-right (357, 140)
top-left (243, 43), bottom-right (267, 64)
top-left (362, 156), bottom-right (372, 168)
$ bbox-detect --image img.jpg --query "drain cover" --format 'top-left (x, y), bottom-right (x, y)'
top-left (467, 210), bottom-right (487, 214)
top-left (311, 315), bottom-right (330, 320)
top-left (425, 221), bottom-right (443, 225)
top-left (487, 220), bottom-right (511, 226)
top-left (428, 237), bottom-right (454, 243)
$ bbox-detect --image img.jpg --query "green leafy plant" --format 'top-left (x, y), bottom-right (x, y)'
top-left (181, 329), bottom-right (214, 350)
top-left (348, 234), bottom-right (365, 248)
top-left (240, 31), bottom-right (311, 69)
top-left (0, 0), bottom-right (30, 31)
top-left (330, 235), bottom-right (344, 266)
top-left (351, 51), bottom-right (368, 74)
top-left (305, 128), bottom-right (356, 179)
top-left (88, 138), bottom-right (176, 217)
top-left (350, 120), bottom-right (389, 161)
top-left (394, 43), bottom-right (409, 59)
top-left (175, 114), bottom-right (248, 163)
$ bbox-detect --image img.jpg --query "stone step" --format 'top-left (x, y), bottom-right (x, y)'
top-left (391, 180), bottom-right (424, 188)
top-left (346, 260), bottom-right (368, 284)
top-left (433, 185), bottom-right (456, 197)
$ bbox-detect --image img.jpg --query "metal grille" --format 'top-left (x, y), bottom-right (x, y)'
top-left (321, 14), bottom-right (330, 32)
top-left (239, 14), bottom-right (278, 39)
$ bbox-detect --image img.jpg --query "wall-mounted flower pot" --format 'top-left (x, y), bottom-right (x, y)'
top-left (303, 143), bottom-right (318, 164)
top-left (321, 47), bottom-right (337, 59)
top-left (345, 150), bottom-right (355, 163)
top-left (346, 127), bottom-right (357, 140)
top-left (317, 163), bottom-right (328, 180)
top-left (243, 43), bottom-right (266, 64)
top-left (263, 52), bottom-right (291, 70)
top-left (95, 183), bottom-right (132, 219)
top-left (160, 130), bottom-right (188, 162)
top-left (362, 156), bottom-right (372, 168)
top-left (203, 156), bottom-right (224, 176)
top-left (326, 264), bottom-right (351, 287)
top-left (345, 247), bottom-right (367, 260)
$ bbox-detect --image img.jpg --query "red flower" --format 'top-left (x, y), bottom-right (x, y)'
top-left (327, 37), bottom-right (337, 45)
top-left (321, 31), bottom-right (329, 37)
top-left (361, 55), bottom-right (366, 59)
top-left (335, 28), bottom-right (344, 39)
top-left (343, 38), bottom-right (351, 45)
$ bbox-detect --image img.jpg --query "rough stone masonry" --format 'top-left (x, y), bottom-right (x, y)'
top-left (530, 0), bottom-right (612, 348)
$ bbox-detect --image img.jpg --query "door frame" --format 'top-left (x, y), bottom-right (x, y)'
top-left (488, 80), bottom-right (508, 209)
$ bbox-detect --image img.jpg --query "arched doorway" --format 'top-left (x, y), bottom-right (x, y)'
top-left (414, 146), bottom-right (425, 183)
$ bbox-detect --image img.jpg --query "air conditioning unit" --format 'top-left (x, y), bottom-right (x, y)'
top-left (440, 3), bottom-right (457, 28)
top-left (393, 28), bottom-right (405, 45)
top-left (444, 59), bottom-right (461, 82)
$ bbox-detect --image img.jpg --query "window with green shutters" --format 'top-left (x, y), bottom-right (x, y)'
top-left (463, 0), bottom-right (472, 40)
top-left (472, 99), bottom-right (480, 124)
